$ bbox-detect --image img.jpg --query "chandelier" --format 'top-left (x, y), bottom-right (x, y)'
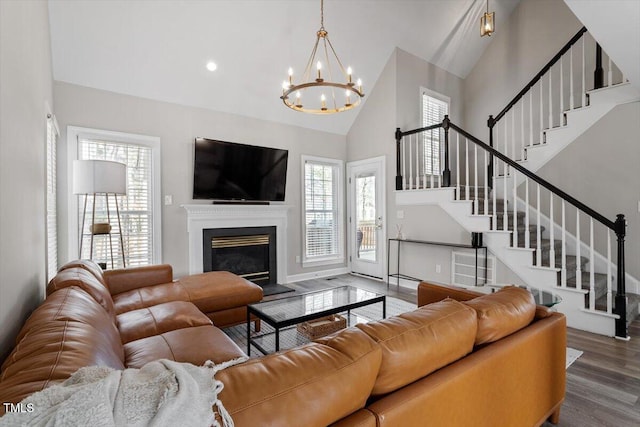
top-left (280, 0), bottom-right (364, 114)
top-left (480, 0), bottom-right (495, 37)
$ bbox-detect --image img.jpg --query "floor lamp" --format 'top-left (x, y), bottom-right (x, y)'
top-left (73, 159), bottom-right (127, 269)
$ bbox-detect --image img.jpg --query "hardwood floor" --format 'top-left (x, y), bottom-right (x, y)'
top-left (286, 274), bottom-right (640, 426)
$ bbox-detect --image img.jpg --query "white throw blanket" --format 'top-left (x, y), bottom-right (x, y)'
top-left (0, 357), bottom-right (247, 427)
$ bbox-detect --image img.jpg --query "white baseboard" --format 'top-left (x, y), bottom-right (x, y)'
top-left (286, 267), bottom-right (350, 284)
top-left (387, 276), bottom-right (420, 290)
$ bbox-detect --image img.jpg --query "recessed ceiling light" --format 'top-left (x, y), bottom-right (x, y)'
top-left (206, 61), bottom-right (217, 72)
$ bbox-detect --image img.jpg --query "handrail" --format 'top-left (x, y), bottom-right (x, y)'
top-left (398, 122), bottom-right (442, 137)
top-left (491, 26), bottom-right (587, 125)
top-left (448, 121), bottom-right (616, 231)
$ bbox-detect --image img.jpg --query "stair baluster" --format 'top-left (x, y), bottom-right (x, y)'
top-left (561, 201), bottom-right (567, 287)
top-left (394, 117), bottom-right (629, 339)
top-left (549, 194), bottom-right (555, 268)
top-left (590, 218), bottom-right (596, 310)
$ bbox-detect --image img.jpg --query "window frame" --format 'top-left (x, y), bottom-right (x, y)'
top-left (420, 87), bottom-right (450, 176)
top-left (66, 126), bottom-right (162, 265)
top-left (301, 155), bottom-right (345, 267)
top-left (46, 111), bottom-right (59, 281)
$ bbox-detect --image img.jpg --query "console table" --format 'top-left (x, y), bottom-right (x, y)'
top-left (387, 238), bottom-right (488, 289)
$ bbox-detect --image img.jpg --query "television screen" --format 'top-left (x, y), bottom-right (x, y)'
top-left (193, 138), bottom-right (288, 201)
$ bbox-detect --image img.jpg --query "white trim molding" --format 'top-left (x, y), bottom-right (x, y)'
top-left (286, 267), bottom-right (350, 284)
top-left (182, 204), bottom-right (291, 283)
top-left (66, 126), bottom-right (162, 264)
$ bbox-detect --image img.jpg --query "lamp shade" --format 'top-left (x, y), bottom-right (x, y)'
top-left (73, 159), bottom-right (127, 195)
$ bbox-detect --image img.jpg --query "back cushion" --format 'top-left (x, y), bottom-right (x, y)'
top-left (216, 328), bottom-right (382, 427)
top-left (58, 259), bottom-right (106, 288)
top-left (356, 299), bottom-right (477, 396)
top-left (0, 320), bottom-right (126, 402)
top-left (463, 286), bottom-right (536, 345)
top-left (15, 287), bottom-right (124, 363)
top-left (47, 268), bottom-right (115, 319)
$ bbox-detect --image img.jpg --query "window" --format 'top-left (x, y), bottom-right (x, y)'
top-left (46, 114), bottom-right (58, 281)
top-left (302, 156), bottom-right (344, 266)
top-left (421, 89), bottom-right (450, 175)
top-left (68, 127), bottom-right (161, 268)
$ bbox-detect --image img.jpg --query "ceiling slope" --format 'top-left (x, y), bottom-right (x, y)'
top-left (48, 0), bottom-right (519, 135)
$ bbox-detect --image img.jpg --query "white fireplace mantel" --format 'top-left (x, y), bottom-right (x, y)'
top-left (182, 204), bottom-right (291, 283)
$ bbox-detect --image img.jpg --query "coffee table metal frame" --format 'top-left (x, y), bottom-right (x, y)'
top-left (246, 285), bottom-right (386, 356)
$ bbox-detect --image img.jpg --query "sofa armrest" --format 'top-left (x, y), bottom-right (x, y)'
top-left (103, 264), bottom-right (174, 295)
top-left (417, 282), bottom-right (482, 307)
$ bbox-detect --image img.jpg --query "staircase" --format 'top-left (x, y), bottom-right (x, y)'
top-left (393, 28), bottom-right (638, 338)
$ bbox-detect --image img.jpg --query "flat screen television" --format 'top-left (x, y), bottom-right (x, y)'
top-left (193, 138), bottom-right (288, 202)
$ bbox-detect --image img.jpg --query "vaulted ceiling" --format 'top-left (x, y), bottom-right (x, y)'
top-left (48, 0), bottom-right (520, 135)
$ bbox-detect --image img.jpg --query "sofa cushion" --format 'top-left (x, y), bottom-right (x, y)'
top-left (1, 320), bottom-right (125, 383)
top-left (58, 259), bottom-right (106, 288)
top-left (112, 282), bottom-right (190, 314)
top-left (123, 325), bottom-right (245, 368)
top-left (15, 287), bottom-right (124, 363)
top-left (356, 299), bottom-right (477, 396)
top-left (216, 327), bottom-right (381, 427)
top-left (177, 271), bottom-right (263, 314)
top-left (47, 268), bottom-right (116, 319)
top-left (103, 264), bottom-right (174, 296)
top-left (463, 286), bottom-right (536, 345)
top-left (116, 301), bottom-right (213, 344)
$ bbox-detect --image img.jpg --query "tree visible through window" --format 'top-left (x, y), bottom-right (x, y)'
top-left (78, 138), bottom-right (154, 268)
top-left (422, 90), bottom-right (449, 176)
top-left (303, 156), bottom-right (344, 264)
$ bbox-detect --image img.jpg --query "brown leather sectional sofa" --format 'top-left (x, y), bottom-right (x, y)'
top-left (0, 262), bottom-right (566, 427)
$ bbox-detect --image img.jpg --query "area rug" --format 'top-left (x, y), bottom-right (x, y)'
top-left (260, 283), bottom-right (295, 297)
top-left (566, 347), bottom-right (583, 369)
top-left (223, 295), bottom-right (415, 357)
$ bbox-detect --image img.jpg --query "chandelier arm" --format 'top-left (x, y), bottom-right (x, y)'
top-left (325, 37), bottom-right (349, 77)
top-left (302, 35), bottom-right (322, 83)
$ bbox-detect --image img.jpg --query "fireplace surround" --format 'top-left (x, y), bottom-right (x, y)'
top-left (182, 204), bottom-right (290, 284)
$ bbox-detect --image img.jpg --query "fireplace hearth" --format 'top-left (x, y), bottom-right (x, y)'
top-left (203, 226), bottom-right (277, 286)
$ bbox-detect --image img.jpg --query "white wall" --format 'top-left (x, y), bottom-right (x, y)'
top-left (0, 0), bottom-right (54, 362)
top-left (54, 82), bottom-right (347, 278)
top-left (348, 48), bottom-right (471, 286)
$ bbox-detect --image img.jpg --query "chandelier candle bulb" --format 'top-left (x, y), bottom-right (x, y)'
top-left (321, 94), bottom-right (327, 111)
top-left (288, 67), bottom-right (293, 84)
top-left (345, 90), bottom-right (351, 106)
top-left (357, 79), bottom-right (363, 93)
top-left (347, 67), bottom-right (352, 83)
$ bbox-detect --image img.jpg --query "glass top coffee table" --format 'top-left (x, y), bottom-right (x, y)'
top-left (246, 285), bottom-right (386, 355)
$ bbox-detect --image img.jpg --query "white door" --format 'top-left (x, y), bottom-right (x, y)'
top-left (347, 157), bottom-right (385, 279)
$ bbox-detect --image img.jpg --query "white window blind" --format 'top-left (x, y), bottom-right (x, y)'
top-left (303, 157), bottom-right (344, 264)
top-left (46, 115), bottom-right (58, 281)
top-left (422, 91), bottom-right (449, 175)
top-left (78, 138), bottom-right (153, 268)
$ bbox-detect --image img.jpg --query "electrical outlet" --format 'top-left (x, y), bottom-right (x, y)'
top-left (164, 195), bottom-right (173, 205)
top-left (397, 210), bottom-right (405, 219)
top-left (295, 255), bottom-right (301, 263)
top-left (435, 264), bottom-right (441, 274)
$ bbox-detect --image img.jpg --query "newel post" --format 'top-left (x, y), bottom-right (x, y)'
top-left (442, 116), bottom-right (451, 187)
top-left (594, 43), bottom-right (604, 90)
top-left (395, 127), bottom-right (403, 190)
top-left (614, 214), bottom-right (628, 339)
top-left (487, 115), bottom-right (495, 189)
